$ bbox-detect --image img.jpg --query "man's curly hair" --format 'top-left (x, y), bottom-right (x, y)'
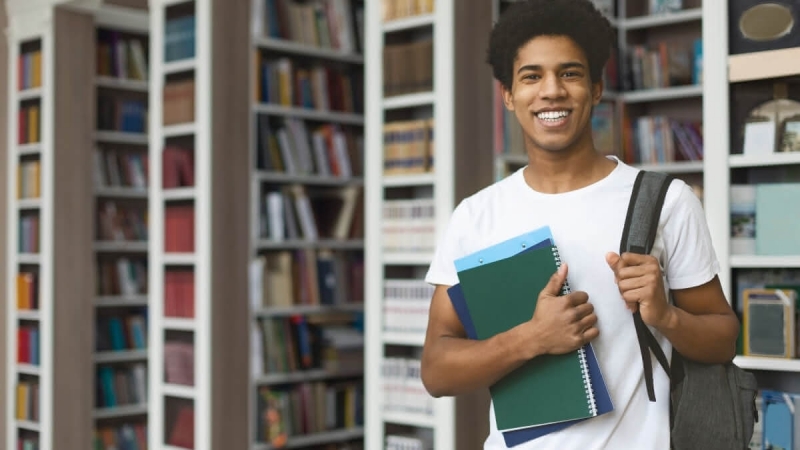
top-left (487, 0), bottom-right (615, 91)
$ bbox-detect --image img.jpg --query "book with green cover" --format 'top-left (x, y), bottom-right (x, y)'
top-left (457, 244), bottom-right (597, 431)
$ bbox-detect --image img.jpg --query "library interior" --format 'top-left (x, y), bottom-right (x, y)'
top-left (1, 0), bottom-right (800, 448)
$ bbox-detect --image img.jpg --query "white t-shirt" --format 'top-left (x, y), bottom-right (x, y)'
top-left (424, 157), bottom-right (720, 449)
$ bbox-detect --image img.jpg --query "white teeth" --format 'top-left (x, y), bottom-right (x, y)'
top-left (537, 110), bottom-right (570, 121)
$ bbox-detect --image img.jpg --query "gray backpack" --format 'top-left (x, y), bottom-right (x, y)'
top-left (622, 170), bottom-right (759, 450)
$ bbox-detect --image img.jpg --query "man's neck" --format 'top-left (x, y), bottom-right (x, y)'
top-left (522, 145), bottom-right (616, 195)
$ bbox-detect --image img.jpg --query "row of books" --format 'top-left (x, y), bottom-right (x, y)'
top-left (730, 183), bottom-right (800, 257)
top-left (622, 116), bottom-right (703, 165)
top-left (260, 185), bottom-right (362, 241)
top-left (256, 116), bottom-right (362, 177)
top-left (253, 0), bottom-right (362, 54)
top-left (255, 381), bottom-right (364, 443)
top-left (163, 79), bottom-right (193, 125)
top-left (165, 14), bottom-right (195, 62)
top-left (97, 201), bottom-right (147, 242)
top-left (165, 269), bottom-right (194, 319)
top-left (93, 423), bottom-right (147, 450)
top-left (383, 119), bottom-right (434, 175)
top-left (165, 204), bottom-right (194, 253)
top-left (16, 271), bottom-right (39, 310)
top-left (381, 198), bottom-right (435, 252)
top-left (383, 39), bottom-right (432, 98)
top-left (382, 357), bottom-right (431, 417)
top-left (386, 431), bottom-right (434, 450)
top-left (18, 104), bottom-right (40, 145)
top-left (255, 56), bottom-right (363, 113)
top-left (165, 340), bottom-right (194, 386)
top-left (251, 251), bottom-right (365, 309)
top-left (94, 148), bottom-right (148, 190)
top-left (382, 279), bottom-right (432, 336)
top-left (18, 47), bottom-right (42, 91)
top-left (95, 312), bottom-right (147, 353)
top-left (625, 40), bottom-right (702, 91)
top-left (97, 257), bottom-right (147, 297)
top-left (96, 29), bottom-right (149, 81)
top-left (162, 145), bottom-right (194, 189)
top-left (18, 215), bottom-right (39, 254)
top-left (18, 437), bottom-right (38, 450)
top-left (97, 96), bottom-right (147, 134)
top-left (16, 380), bottom-right (39, 422)
top-left (17, 325), bottom-right (39, 366)
top-left (382, 0), bottom-right (434, 22)
top-left (96, 363), bottom-right (147, 409)
top-left (17, 160), bottom-right (40, 199)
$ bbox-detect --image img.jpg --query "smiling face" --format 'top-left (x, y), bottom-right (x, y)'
top-left (502, 35), bottom-right (603, 155)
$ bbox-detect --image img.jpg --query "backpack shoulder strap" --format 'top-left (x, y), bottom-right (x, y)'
top-left (621, 170), bottom-right (674, 402)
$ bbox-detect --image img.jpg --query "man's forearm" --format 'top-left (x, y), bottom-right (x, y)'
top-left (421, 323), bottom-right (539, 397)
top-left (657, 305), bottom-right (740, 364)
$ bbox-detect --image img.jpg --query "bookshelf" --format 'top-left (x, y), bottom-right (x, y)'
top-left (493, 0), bottom-right (705, 198)
top-left (364, 0), bottom-right (494, 449)
top-left (91, 4), bottom-right (150, 447)
top-left (248, 0), bottom-right (367, 449)
top-left (4, 2), bottom-right (96, 450)
top-left (147, 0), bottom-right (250, 449)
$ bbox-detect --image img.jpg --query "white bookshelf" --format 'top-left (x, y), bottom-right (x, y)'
top-left (247, 0), bottom-right (367, 448)
top-left (5, 12), bottom-right (52, 450)
top-left (365, 1), bottom-right (493, 449)
top-left (90, 4), bottom-right (151, 440)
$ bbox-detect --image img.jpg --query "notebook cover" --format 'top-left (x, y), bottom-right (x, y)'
top-left (447, 282), bottom-right (613, 446)
top-left (454, 225), bottom-right (555, 273)
top-left (457, 245), bottom-right (597, 431)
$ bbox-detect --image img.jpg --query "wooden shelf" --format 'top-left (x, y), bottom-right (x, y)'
top-left (382, 173), bottom-right (436, 187)
top-left (252, 427), bottom-right (364, 450)
top-left (632, 161), bottom-right (704, 173)
top-left (253, 103), bottom-right (364, 125)
top-left (95, 76), bottom-right (148, 92)
top-left (730, 255), bottom-right (800, 268)
top-left (734, 356), bottom-right (800, 372)
top-left (254, 37), bottom-right (363, 64)
top-left (729, 47), bottom-right (800, 83)
top-left (621, 8), bottom-right (702, 30)
top-left (255, 171), bottom-right (363, 186)
top-left (94, 130), bottom-right (148, 145)
top-left (382, 14), bottom-right (435, 33)
top-left (383, 91), bottom-right (435, 110)
top-left (729, 152), bottom-right (800, 168)
top-left (619, 85), bottom-right (702, 103)
top-left (256, 239), bottom-right (364, 250)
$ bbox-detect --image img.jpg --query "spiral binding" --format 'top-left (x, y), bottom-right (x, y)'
top-left (551, 245), bottom-right (598, 417)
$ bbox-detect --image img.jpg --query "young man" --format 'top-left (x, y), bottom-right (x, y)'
top-left (419, 0), bottom-right (740, 448)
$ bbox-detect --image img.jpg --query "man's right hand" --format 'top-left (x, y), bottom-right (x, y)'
top-left (526, 263), bottom-right (599, 356)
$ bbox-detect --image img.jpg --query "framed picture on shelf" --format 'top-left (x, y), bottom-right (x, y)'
top-left (779, 114), bottom-right (800, 152)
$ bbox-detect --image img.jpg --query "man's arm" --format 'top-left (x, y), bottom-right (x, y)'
top-left (420, 264), bottom-right (599, 398)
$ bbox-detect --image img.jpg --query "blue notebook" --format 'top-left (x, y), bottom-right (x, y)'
top-left (447, 227), bottom-right (613, 446)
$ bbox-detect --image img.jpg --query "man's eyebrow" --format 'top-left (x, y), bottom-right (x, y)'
top-left (516, 62), bottom-right (586, 74)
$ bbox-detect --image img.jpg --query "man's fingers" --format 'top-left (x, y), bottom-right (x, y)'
top-left (572, 302), bottom-right (594, 320)
top-left (566, 290), bottom-right (589, 306)
top-left (542, 263), bottom-right (568, 296)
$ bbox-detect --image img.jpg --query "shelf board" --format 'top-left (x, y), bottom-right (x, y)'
top-left (253, 427), bottom-right (364, 450)
top-left (256, 368), bottom-right (363, 385)
top-left (163, 253), bottom-right (196, 265)
top-left (382, 411), bottom-right (435, 428)
top-left (93, 403), bottom-right (148, 419)
top-left (254, 303), bottom-right (363, 317)
top-left (17, 253), bottom-right (40, 265)
top-left (620, 8), bottom-right (702, 30)
top-left (95, 294), bottom-right (148, 307)
top-left (730, 255), bottom-right (800, 268)
top-left (95, 76), bottom-right (149, 92)
top-left (95, 130), bottom-right (148, 145)
top-left (382, 13), bottom-right (435, 33)
top-left (729, 47), bottom-right (800, 83)
top-left (162, 317), bottom-right (195, 331)
top-left (254, 103), bottom-right (364, 125)
top-left (163, 58), bottom-right (196, 75)
top-left (734, 356), bottom-right (800, 372)
top-left (95, 186), bottom-right (148, 198)
top-left (632, 161), bottom-right (704, 173)
top-left (162, 383), bottom-right (196, 399)
top-left (18, 143), bottom-right (41, 155)
top-left (383, 91), bottom-right (435, 110)
top-left (729, 152), bottom-right (800, 168)
top-left (16, 309), bottom-right (40, 321)
top-left (163, 187), bottom-right (196, 201)
top-left (257, 239), bottom-right (364, 250)
top-left (17, 363), bottom-right (40, 376)
top-left (620, 85), bottom-right (702, 103)
top-left (17, 198), bottom-right (41, 209)
top-left (382, 252), bottom-right (433, 266)
top-left (382, 331), bottom-right (425, 347)
top-left (255, 171), bottom-right (363, 186)
top-left (16, 420), bottom-right (40, 432)
top-left (163, 122), bottom-right (196, 138)
top-left (254, 37), bottom-right (363, 64)
top-left (94, 241), bottom-right (148, 252)
top-left (382, 172), bottom-right (436, 187)
top-left (18, 87), bottom-right (42, 101)
top-left (94, 349), bottom-right (148, 364)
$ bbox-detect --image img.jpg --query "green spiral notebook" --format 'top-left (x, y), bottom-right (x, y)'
top-left (456, 243), bottom-right (599, 432)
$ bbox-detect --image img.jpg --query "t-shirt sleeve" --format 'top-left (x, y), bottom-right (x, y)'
top-left (424, 200), bottom-right (470, 287)
top-left (661, 182), bottom-right (721, 290)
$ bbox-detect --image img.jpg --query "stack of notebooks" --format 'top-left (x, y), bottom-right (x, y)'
top-left (447, 226), bottom-right (614, 446)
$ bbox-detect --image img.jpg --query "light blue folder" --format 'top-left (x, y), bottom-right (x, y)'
top-left (454, 226), bottom-right (556, 272)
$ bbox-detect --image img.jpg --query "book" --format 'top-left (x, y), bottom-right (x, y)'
top-left (452, 226), bottom-right (610, 433)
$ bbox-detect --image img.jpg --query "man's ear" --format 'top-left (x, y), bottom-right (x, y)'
top-left (591, 79), bottom-right (604, 105)
top-left (502, 84), bottom-right (515, 111)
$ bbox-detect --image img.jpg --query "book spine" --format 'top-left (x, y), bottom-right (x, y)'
top-left (551, 245), bottom-right (598, 416)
